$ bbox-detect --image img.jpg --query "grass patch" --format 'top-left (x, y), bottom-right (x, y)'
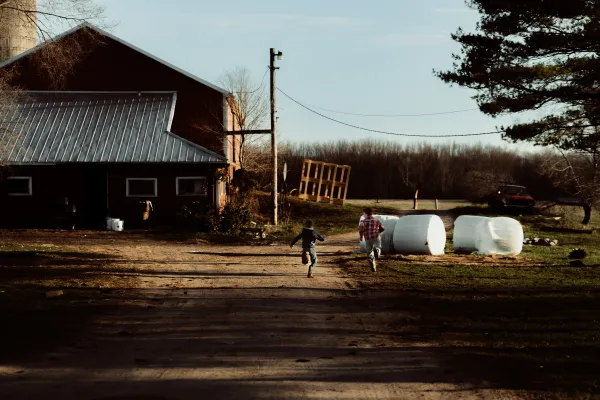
top-left (343, 257), bottom-right (600, 396)
top-left (450, 204), bottom-right (600, 266)
top-left (256, 192), bottom-right (398, 242)
top-left (340, 204), bottom-right (600, 396)
top-left (347, 199), bottom-right (476, 210)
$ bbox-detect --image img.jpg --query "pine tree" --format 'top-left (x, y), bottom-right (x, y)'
top-left (436, 0), bottom-right (600, 223)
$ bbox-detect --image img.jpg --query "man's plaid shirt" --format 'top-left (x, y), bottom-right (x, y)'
top-left (359, 216), bottom-right (383, 241)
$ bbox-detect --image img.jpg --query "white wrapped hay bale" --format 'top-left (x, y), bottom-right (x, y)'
top-left (358, 215), bottom-right (400, 254)
top-left (379, 216), bottom-right (400, 254)
top-left (393, 215), bottom-right (446, 256)
top-left (475, 217), bottom-right (524, 256)
top-left (453, 216), bottom-right (490, 253)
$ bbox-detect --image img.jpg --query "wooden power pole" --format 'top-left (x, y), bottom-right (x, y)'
top-left (270, 48), bottom-right (283, 226)
top-left (224, 49), bottom-right (282, 225)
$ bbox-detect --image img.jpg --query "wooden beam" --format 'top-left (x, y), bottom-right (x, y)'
top-left (323, 165), bottom-right (334, 200)
top-left (342, 166), bottom-right (351, 203)
top-left (299, 159), bottom-right (312, 200)
top-left (224, 129), bottom-right (272, 136)
top-left (316, 162), bottom-right (325, 202)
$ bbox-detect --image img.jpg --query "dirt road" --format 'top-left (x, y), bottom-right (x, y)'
top-left (0, 232), bottom-right (511, 399)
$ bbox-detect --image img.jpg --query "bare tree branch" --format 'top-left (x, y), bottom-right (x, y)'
top-left (194, 66), bottom-right (270, 170)
top-left (0, 0), bottom-right (108, 165)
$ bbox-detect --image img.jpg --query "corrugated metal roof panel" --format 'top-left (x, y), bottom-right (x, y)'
top-left (0, 92), bottom-right (228, 165)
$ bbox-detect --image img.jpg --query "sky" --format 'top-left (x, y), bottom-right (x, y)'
top-left (91, 0), bottom-right (532, 149)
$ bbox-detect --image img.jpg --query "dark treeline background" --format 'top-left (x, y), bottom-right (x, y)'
top-left (272, 140), bottom-right (562, 200)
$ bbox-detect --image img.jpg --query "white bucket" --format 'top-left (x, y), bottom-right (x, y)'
top-left (475, 217), bottom-right (523, 256)
top-left (393, 215), bottom-right (446, 256)
top-left (115, 220), bottom-right (124, 232)
top-left (106, 218), bottom-right (120, 231)
top-left (111, 219), bottom-right (124, 232)
top-left (453, 216), bottom-right (490, 253)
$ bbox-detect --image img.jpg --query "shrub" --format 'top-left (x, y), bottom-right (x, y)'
top-left (219, 198), bottom-right (253, 233)
top-left (175, 201), bottom-right (220, 232)
top-left (232, 168), bottom-right (259, 195)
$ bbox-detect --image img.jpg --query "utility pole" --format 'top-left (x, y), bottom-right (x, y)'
top-left (226, 49), bottom-right (282, 225)
top-left (270, 48), bottom-right (283, 226)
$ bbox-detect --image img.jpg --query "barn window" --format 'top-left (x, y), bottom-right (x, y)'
top-left (176, 177), bottom-right (207, 196)
top-left (7, 177), bottom-right (32, 196)
top-left (126, 178), bottom-right (157, 197)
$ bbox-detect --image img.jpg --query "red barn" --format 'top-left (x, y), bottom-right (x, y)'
top-left (0, 23), bottom-right (242, 229)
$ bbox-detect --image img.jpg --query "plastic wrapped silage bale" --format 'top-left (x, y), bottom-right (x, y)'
top-left (475, 217), bottom-right (524, 256)
top-left (453, 215), bottom-right (490, 253)
top-left (379, 216), bottom-right (400, 254)
top-left (392, 215), bottom-right (446, 256)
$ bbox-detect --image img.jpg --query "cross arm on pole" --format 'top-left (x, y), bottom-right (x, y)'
top-left (224, 129), bottom-right (272, 136)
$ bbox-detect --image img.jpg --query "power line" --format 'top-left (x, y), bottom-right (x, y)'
top-left (276, 87), bottom-right (503, 138)
top-left (301, 103), bottom-right (479, 117)
top-left (232, 67), bottom-right (269, 95)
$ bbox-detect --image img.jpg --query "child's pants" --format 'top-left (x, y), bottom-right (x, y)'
top-left (365, 237), bottom-right (382, 263)
top-left (302, 247), bottom-right (318, 272)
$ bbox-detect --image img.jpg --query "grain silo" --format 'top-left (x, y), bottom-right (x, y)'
top-left (0, 0), bottom-right (36, 63)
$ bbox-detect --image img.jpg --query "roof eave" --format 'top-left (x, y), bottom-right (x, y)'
top-left (164, 130), bottom-right (229, 164)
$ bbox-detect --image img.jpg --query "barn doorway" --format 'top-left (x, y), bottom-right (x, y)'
top-left (82, 166), bottom-right (108, 229)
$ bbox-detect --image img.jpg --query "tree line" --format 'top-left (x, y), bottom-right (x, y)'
top-left (260, 140), bottom-right (564, 201)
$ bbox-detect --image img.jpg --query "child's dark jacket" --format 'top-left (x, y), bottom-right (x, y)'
top-left (291, 228), bottom-right (325, 249)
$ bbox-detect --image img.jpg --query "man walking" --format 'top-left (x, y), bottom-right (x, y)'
top-left (359, 208), bottom-right (384, 272)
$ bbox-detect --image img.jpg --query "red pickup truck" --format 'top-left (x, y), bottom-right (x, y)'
top-left (488, 184), bottom-right (535, 212)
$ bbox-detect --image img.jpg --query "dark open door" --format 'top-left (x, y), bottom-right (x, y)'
top-left (82, 166), bottom-right (108, 229)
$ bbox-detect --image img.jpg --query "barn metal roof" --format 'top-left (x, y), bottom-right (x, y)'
top-left (0, 92), bottom-right (228, 164)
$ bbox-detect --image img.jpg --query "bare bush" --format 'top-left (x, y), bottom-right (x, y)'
top-left (541, 146), bottom-right (600, 224)
top-left (194, 67), bottom-right (270, 169)
top-left (461, 171), bottom-right (514, 203)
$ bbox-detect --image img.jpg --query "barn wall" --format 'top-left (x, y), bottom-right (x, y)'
top-left (0, 164), bottom-right (218, 229)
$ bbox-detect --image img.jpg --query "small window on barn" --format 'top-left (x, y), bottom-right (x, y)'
top-left (176, 177), bottom-right (207, 196)
top-left (126, 178), bottom-right (157, 197)
top-left (7, 177), bottom-right (32, 196)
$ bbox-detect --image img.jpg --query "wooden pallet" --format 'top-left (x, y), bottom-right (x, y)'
top-left (297, 159), bottom-right (351, 205)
